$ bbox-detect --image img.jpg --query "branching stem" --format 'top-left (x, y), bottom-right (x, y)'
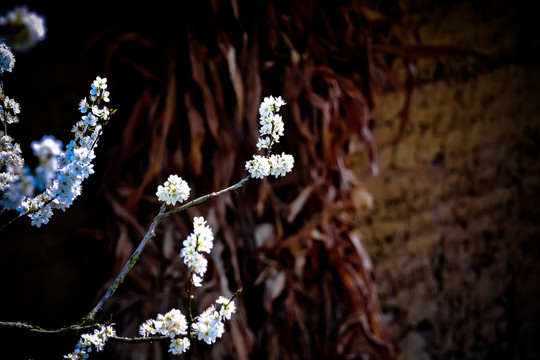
top-left (0, 175), bottom-right (251, 336)
top-left (80, 175), bottom-right (250, 325)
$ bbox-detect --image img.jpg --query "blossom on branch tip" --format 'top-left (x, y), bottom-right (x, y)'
top-left (258, 96), bottom-right (286, 146)
top-left (246, 95), bottom-right (294, 179)
top-left (192, 305), bottom-right (224, 345)
top-left (191, 296), bottom-right (236, 345)
top-left (268, 153), bottom-right (295, 177)
top-left (216, 296), bottom-right (237, 320)
top-left (156, 174), bottom-right (190, 205)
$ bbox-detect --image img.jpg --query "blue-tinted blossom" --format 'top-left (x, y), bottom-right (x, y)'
top-left (0, 42), bottom-right (15, 73)
top-left (0, 74), bottom-right (113, 227)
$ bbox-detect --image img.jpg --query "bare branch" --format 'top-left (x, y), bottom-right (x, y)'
top-left (0, 321), bottom-right (99, 336)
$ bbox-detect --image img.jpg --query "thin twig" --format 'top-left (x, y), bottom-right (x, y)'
top-left (161, 175), bottom-right (250, 218)
top-left (0, 321), bottom-right (99, 336)
top-left (0, 211), bottom-right (22, 231)
top-left (110, 334), bottom-right (170, 344)
top-left (81, 203), bottom-right (167, 325)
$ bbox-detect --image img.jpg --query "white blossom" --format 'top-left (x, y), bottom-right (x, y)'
top-left (180, 216), bottom-right (214, 279)
top-left (216, 296), bottom-right (237, 320)
top-left (139, 308), bottom-right (188, 339)
top-left (156, 174), bottom-right (190, 205)
top-left (0, 42), bottom-right (15, 73)
top-left (169, 337), bottom-right (191, 355)
top-left (1, 76), bottom-right (113, 226)
top-left (246, 95), bottom-right (294, 179)
top-left (191, 305), bottom-right (224, 345)
top-left (64, 325), bottom-right (115, 360)
top-left (245, 155), bottom-right (270, 179)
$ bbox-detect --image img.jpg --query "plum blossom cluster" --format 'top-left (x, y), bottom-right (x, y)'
top-left (180, 216), bottom-right (214, 286)
top-left (1, 94), bottom-right (20, 125)
top-left (138, 296), bottom-right (237, 355)
top-left (0, 6), bottom-right (47, 52)
top-left (0, 133), bottom-right (23, 193)
top-left (0, 42), bottom-right (15, 74)
top-left (1, 44), bottom-right (19, 127)
top-left (0, 44), bottom-right (24, 197)
top-left (245, 96), bottom-right (294, 179)
top-left (12, 76), bottom-right (112, 226)
top-left (139, 309), bottom-right (190, 354)
top-left (0, 59), bottom-right (113, 226)
top-left (180, 218), bottom-right (237, 347)
top-left (139, 308), bottom-right (188, 338)
top-left (64, 325), bottom-right (116, 360)
top-left (136, 216), bottom-right (237, 355)
top-left (156, 174), bottom-right (190, 205)
top-left (0, 43), bottom-right (25, 202)
top-left (192, 296), bottom-right (237, 345)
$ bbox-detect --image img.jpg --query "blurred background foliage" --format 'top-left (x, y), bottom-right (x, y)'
top-left (0, 0), bottom-right (521, 359)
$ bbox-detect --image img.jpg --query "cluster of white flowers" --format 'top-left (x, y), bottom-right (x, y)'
top-left (1, 94), bottom-right (20, 125)
top-left (192, 296), bottom-right (237, 345)
top-left (256, 95), bottom-right (286, 150)
top-left (180, 219), bottom-right (237, 346)
top-left (0, 44), bottom-right (24, 199)
top-left (0, 42), bottom-right (15, 74)
top-left (12, 76), bottom-right (112, 226)
top-left (64, 325), bottom-right (116, 360)
top-left (0, 67), bottom-right (113, 226)
top-left (0, 132), bottom-right (24, 192)
top-left (180, 216), bottom-right (214, 286)
top-left (156, 174), bottom-right (190, 205)
top-left (138, 296), bottom-right (237, 355)
top-left (139, 308), bottom-right (189, 338)
top-left (0, 44), bottom-right (26, 205)
top-left (0, 6), bottom-right (47, 52)
top-left (245, 96), bottom-right (294, 178)
top-left (135, 216), bottom-right (237, 355)
top-left (139, 308), bottom-right (190, 354)
top-left (0, 44), bottom-right (20, 128)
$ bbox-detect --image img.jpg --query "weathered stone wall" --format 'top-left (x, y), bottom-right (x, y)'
top-left (355, 1), bottom-right (540, 359)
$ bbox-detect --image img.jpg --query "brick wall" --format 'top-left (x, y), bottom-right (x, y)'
top-left (354, 1), bottom-right (540, 359)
